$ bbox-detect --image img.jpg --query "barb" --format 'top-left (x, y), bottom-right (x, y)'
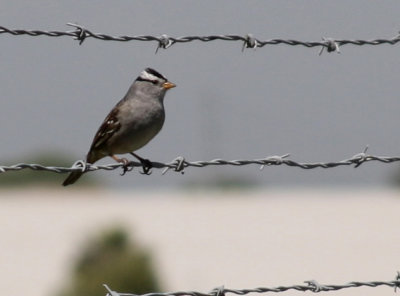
top-left (103, 274), bottom-right (400, 296)
top-left (0, 24), bottom-right (399, 52)
top-left (1, 148), bottom-right (400, 175)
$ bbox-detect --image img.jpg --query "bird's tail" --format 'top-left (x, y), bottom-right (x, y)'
top-left (62, 170), bottom-right (84, 186)
top-left (62, 152), bottom-right (101, 186)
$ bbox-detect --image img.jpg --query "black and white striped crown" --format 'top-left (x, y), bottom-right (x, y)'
top-left (136, 68), bottom-right (167, 83)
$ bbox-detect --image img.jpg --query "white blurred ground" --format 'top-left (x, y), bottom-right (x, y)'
top-left (0, 188), bottom-right (399, 296)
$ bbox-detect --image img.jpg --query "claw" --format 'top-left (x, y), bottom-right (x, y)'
top-left (139, 158), bottom-right (153, 175)
top-left (129, 152), bottom-right (153, 175)
top-left (119, 158), bottom-right (133, 176)
top-left (111, 155), bottom-right (133, 176)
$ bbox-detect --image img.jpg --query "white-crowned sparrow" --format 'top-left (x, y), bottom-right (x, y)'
top-left (62, 68), bottom-right (176, 186)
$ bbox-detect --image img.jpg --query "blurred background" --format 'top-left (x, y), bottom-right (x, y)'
top-left (0, 1), bottom-right (400, 296)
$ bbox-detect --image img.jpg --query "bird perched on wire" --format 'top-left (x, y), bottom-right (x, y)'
top-left (62, 68), bottom-right (176, 186)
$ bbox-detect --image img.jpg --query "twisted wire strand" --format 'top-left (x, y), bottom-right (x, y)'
top-left (103, 274), bottom-right (400, 296)
top-left (0, 23), bottom-right (399, 52)
top-left (1, 148), bottom-right (400, 175)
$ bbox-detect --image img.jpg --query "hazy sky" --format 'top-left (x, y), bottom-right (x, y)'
top-left (1, 1), bottom-right (400, 188)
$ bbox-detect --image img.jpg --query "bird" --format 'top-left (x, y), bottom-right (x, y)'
top-left (62, 68), bottom-right (176, 186)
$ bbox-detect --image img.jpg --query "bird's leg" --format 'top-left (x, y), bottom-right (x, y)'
top-left (130, 152), bottom-right (153, 175)
top-left (111, 155), bottom-right (133, 176)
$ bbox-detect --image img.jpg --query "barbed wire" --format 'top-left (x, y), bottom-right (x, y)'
top-left (103, 273), bottom-right (400, 296)
top-left (0, 23), bottom-right (399, 53)
top-left (1, 147), bottom-right (400, 176)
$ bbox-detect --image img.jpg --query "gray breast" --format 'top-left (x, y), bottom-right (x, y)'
top-left (107, 98), bottom-right (165, 154)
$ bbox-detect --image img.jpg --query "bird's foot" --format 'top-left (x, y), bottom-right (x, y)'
top-left (139, 158), bottom-right (153, 175)
top-left (129, 152), bottom-right (153, 175)
top-left (118, 158), bottom-right (134, 176)
top-left (112, 155), bottom-right (134, 176)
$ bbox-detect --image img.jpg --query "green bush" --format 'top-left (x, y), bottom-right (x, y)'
top-left (57, 226), bottom-right (161, 296)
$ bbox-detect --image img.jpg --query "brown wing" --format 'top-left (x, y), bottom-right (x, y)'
top-left (89, 107), bottom-right (121, 152)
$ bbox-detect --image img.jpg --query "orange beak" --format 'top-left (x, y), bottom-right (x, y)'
top-left (163, 81), bottom-right (176, 89)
